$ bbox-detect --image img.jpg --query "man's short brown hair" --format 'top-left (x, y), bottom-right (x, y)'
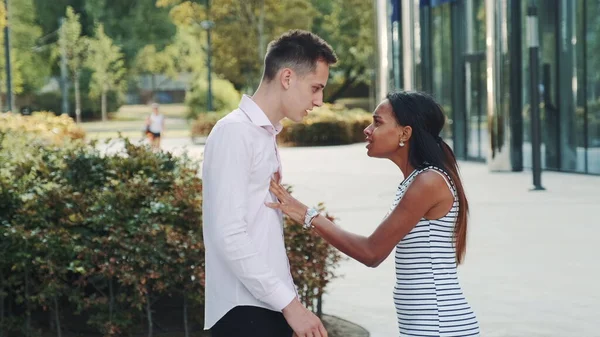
top-left (262, 30), bottom-right (337, 81)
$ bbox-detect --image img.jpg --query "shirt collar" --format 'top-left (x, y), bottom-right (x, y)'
top-left (239, 95), bottom-right (283, 135)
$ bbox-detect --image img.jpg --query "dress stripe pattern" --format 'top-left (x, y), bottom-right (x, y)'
top-left (391, 166), bottom-right (480, 337)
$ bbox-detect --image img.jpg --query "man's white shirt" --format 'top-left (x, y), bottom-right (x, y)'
top-left (202, 95), bottom-right (297, 329)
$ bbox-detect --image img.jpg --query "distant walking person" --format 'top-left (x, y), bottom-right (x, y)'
top-left (145, 103), bottom-right (165, 150)
top-left (267, 91), bottom-right (480, 337)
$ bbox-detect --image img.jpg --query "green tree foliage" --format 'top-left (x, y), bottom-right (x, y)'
top-left (185, 75), bottom-right (240, 118)
top-left (24, 0), bottom-right (375, 115)
top-left (57, 6), bottom-right (88, 123)
top-left (83, 0), bottom-right (176, 67)
top-left (158, 0), bottom-right (317, 91)
top-left (0, 0), bottom-right (50, 101)
top-left (0, 2), bottom-right (6, 29)
top-left (165, 26), bottom-right (206, 75)
top-left (134, 45), bottom-right (175, 102)
top-left (34, 0), bottom-right (176, 71)
top-left (135, 26), bottom-right (205, 100)
top-left (33, 0), bottom-right (93, 36)
top-left (319, 0), bottom-right (375, 101)
top-left (87, 24), bottom-right (126, 122)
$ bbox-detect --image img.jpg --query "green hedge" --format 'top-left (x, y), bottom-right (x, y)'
top-left (31, 91), bottom-right (123, 122)
top-left (191, 103), bottom-right (372, 146)
top-left (279, 105), bottom-right (371, 146)
top-left (0, 112), bottom-right (86, 142)
top-left (185, 75), bottom-right (241, 120)
top-left (0, 114), bottom-right (341, 336)
top-left (190, 111), bottom-right (224, 142)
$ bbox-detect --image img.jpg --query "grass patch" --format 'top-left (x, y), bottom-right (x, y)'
top-left (81, 113), bottom-right (191, 140)
top-left (110, 104), bottom-right (188, 121)
top-left (82, 120), bottom-right (150, 131)
top-left (85, 128), bottom-right (191, 140)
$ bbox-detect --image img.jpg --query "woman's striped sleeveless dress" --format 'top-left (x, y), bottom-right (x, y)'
top-left (390, 166), bottom-right (480, 337)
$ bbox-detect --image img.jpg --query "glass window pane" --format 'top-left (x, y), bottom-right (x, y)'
top-left (523, 0), bottom-right (560, 171)
top-left (431, 4), bottom-right (453, 140)
top-left (557, 0), bottom-right (585, 172)
top-left (522, 0), bottom-right (532, 168)
top-left (586, 0), bottom-right (600, 174)
top-left (465, 0), bottom-right (487, 161)
top-left (574, 0), bottom-right (586, 172)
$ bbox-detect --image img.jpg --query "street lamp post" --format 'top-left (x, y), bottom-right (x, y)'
top-left (4, 0), bottom-right (13, 112)
top-left (200, 19), bottom-right (215, 112)
top-left (527, 3), bottom-right (545, 191)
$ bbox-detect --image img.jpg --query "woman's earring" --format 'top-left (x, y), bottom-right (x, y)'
top-left (399, 140), bottom-right (405, 147)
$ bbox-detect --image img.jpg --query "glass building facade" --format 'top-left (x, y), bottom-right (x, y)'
top-left (383, 0), bottom-right (600, 174)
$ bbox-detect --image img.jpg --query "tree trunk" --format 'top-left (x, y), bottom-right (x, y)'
top-left (53, 296), bottom-right (62, 337)
top-left (74, 71), bottom-right (82, 124)
top-left (145, 290), bottom-right (153, 337)
top-left (1, 268), bottom-right (4, 337)
top-left (109, 277), bottom-right (114, 322)
top-left (183, 295), bottom-right (189, 337)
top-left (101, 87), bottom-right (108, 122)
top-left (24, 267), bottom-right (31, 336)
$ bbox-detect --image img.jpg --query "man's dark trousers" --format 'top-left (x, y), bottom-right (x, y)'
top-left (211, 305), bottom-right (294, 337)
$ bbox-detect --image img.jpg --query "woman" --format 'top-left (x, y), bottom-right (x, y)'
top-left (145, 103), bottom-right (165, 150)
top-left (267, 91), bottom-right (480, 336)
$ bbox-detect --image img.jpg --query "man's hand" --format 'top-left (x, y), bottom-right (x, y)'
top-left (282, 298), bottom-right (327, 337)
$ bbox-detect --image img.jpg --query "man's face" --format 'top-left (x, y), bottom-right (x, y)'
top-left (281, 60), bottom-right (329, 123)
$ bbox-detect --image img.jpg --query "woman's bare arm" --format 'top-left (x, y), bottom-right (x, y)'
top-left (267, 172), bottom-right (447, 267)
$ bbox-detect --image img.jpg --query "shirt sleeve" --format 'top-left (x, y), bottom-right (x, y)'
top-left (202, 122), bottom-right (296, 311)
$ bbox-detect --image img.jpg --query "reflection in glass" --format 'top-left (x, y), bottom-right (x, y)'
top-left (465, 0), bottom-right (487, 160)
top-left (586, 0), bottom-right (600, 173)
top-left (431, 4), bottom-right (453, 140)
top-left (522, 0), bottom-right (559, 171)
top-left (522, 0), bottom-right (591, 173)
top-left (486, 0), bottom-right (512, 170)
top-left (557, 0), bottom-right (584, 172)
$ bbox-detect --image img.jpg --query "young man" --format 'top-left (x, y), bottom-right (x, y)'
top-left (202, 30), bottom-right (337, 337)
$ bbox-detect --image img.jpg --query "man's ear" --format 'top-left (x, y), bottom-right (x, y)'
top-left (280, 68), bottom-right (293, 89)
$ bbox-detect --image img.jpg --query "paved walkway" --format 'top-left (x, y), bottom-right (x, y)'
top-left (104, 138), bottom-right (600, 337)
top-left (278, 143), bottom-right (600, 337)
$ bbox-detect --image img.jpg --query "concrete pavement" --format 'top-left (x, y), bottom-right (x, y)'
top-left (278, 143), bottom-right (600, 337)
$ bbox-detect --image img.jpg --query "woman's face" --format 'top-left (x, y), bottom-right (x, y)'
top-left (364, 100), bottom-right (408, 159)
